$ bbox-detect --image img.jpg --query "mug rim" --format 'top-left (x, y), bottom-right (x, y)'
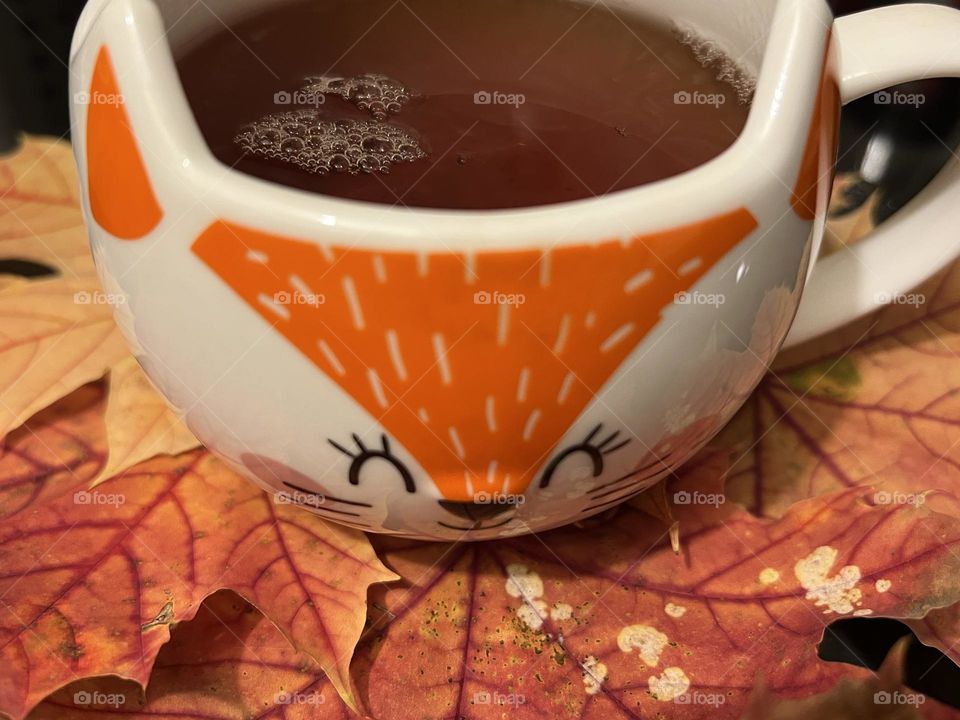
top-left (70, 0), bottom-right (834, 250)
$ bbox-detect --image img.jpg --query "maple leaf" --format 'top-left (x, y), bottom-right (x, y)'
top-left (0, 388), bottom-right (396, 720)
top-left (30, 591), bottom-right (352, 719)
top-left (0, 138), bottom-right (96, 279)
top-left (94, 357), bottom-right (200, 485)
top-left (353, 459), bottom-right (960, 719)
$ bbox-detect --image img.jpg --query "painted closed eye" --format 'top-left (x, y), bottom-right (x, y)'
top-left (538, 423), bottom-right (631, 489)
top-left (329, 433), bottom-right (416, 493)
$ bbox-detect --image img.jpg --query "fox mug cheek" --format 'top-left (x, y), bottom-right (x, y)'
top-left (70, 0), bottom-right (960, 540)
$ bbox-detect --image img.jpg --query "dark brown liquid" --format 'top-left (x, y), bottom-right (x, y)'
top-left (176, 0), bottom-right (752, 209)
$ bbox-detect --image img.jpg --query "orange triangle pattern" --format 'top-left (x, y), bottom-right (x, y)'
top-left (86, 46), bottom-right (163, 240)
top-left (192, 209), bottom-right (756, 500)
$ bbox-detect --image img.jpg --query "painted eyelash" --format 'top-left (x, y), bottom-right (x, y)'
top-left (539, 423), bottom-right (632, 488)
top-left (329, 433), bottom-right (393, 459)
top-left (328, 433), bottom-right (416, 493)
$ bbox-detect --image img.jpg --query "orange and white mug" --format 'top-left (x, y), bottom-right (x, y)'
top-left (70, 0), bottom-right (960, 540)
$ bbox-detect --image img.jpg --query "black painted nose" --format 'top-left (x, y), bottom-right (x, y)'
top-left (438, 499), bottom-right (517, 523)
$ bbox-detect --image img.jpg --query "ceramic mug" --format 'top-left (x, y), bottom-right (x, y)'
top-left (69, 0), bottom-right (960, 540)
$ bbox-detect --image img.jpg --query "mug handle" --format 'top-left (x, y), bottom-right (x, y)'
top-left (784, 3), bottom-right (960, 348)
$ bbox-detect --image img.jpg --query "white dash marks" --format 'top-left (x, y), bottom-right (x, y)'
top-left (557, 372), bottom-right (576, 405)
top-left (433, 333), bottom-right (453, 386)
top-left (418, 408), bottom-right (430, 424)
top-left (539, 250), bottom-right (552, 288)
top-left (523, 409), bottom-right (542, 442)
top-left (464, 252), bottom-right (477, 284)
top-left (416, 252), bottom-right (429, 277)
top-left (386, 329), bottom-right (408, 382)
top-left (553, 314), bottom-right (572, 354)
top-left (516, 367), bottom-right (531, 403)
top-left (485, 396), bottom-right (497, 433)
top-left (368, 368), bottom-right (388, 408)
top-left (624, 269), bottom-right (653, 293)
top-left (246, 248), bottom-right (269, 264)
top-left (342, 276), bottom-right (365, 330)
top-left (318, 340), bottom-right (346, 376)
top-left (600, 323), bottom-right (635, 353)
top-left (678, 257), bottom-right (703, 276)
top-left (372, 254), bottom-right (388, 283)
top-left (497, 303), bottom-right (510, 346)
top-left (449, 427), bottom-right (466, 459)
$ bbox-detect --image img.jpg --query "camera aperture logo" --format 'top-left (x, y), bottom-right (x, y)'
top-left (274, 490), bottom-right (326, 508)
top-left (274, 290), bottom-right (326, 308)
top-left (674, 90), bottom-right (726, 108)
top-left (74, 91), bottom-right (124, 107)
top-left (673, 490), bottom-right (725, 508)
top-left (74, 490), bottom-right (126, 508)
top-left (675, 290), bottom-right (725, 308)
top-left (474, 491), bottom-right (525, 506)
top-left (474, 290), bottom-right (526, 307)
top-left (74, 290), bottom-right (126, 307)
top-left (274, 89), bottom-right (326, 107)
top-left (474, 90), bottom-right (526, 108)
top-left (275, 690), bottom-right (326, 705)
top-left (873, 490), bottom-right (926, 508)
top-left (874, 691), bottom-right (925, 707)
top-left (74, 691), bottom-right (125, 708)
top-left (473, 691), bottom-right (525, 706)
top-left (874, 90), bottom-right (925, 108)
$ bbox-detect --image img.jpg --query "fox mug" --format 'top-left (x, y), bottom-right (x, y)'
top-left (70, 0), bottom-right (960, 539)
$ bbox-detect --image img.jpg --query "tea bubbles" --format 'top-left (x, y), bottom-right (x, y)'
top-left (234, 74), bottom-right (425, 177)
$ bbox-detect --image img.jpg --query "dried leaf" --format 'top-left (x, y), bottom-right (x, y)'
top-left (0, 138), bottom-right (95, 279)
top-left (0, 277), bottom-right (128, 442)
top-left (94, 356), bottom-right (200, 485)
top-left (354, 467), bottom-right (960, 719)
top-left (0, 395), bottom-right (395, 719)
top-left (31, 591), bottom-right (352, 719)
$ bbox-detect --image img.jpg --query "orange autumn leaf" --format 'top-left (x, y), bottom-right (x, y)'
top-left (0, 277), bottom-right (128, 441)
top-left (353, 458), bottom-right (960, 719)
top-left (0, 389), bottom-right (395, 720)
top-left (31, 591), bottom-right (352, 719)
top-left (93, 356), bottom-right (200, 485)
top-left (0, 138), bottom-right (96, 279)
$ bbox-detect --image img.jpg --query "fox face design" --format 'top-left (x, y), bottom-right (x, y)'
top-left (81, 44), bottom-right (830, 540)
top-left (187, 214), bottom-right (756, 539)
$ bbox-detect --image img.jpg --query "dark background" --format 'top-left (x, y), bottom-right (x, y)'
top-left (1, 0), bottom-right (958, 709)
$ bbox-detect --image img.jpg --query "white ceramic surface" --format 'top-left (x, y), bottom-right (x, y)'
top-left (69, 0), bottom-right (960, 540)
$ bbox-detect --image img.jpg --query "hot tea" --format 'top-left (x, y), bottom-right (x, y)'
top-left (176, 0), bottom-right (753, 209)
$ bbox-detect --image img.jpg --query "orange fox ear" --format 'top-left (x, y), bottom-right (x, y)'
top-left (86, 46), bottom-right (163, 240)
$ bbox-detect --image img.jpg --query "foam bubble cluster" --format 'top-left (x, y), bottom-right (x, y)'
top-left (235, 110), bottom-right (426, 176)
top-left (674, 26), bottom-right (756, 105)
top-left (304, 73), bottom-right (413, 121)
